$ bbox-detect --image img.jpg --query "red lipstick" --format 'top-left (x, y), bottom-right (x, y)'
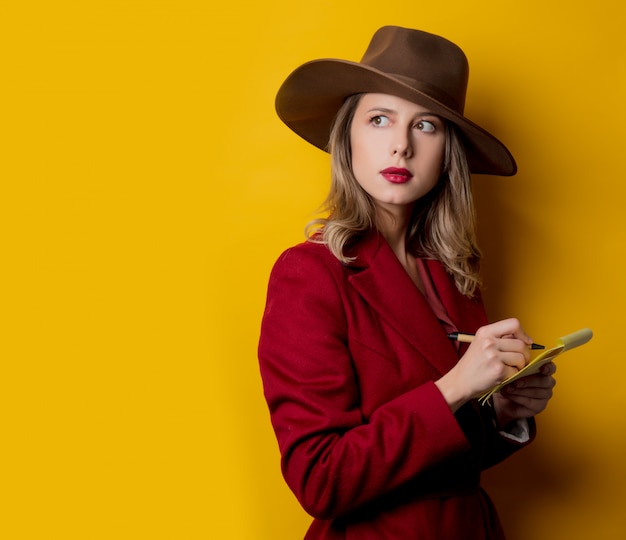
top-left (380, 167), bottom-right (413, 184)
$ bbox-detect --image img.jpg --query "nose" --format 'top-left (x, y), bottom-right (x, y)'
top-left (392, 128), bottom-right (413, 158)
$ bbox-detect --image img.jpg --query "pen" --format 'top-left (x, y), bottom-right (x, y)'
top-left (447, 332), bottom-right (545, 350)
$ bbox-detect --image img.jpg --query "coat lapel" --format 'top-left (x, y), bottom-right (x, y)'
top-left (424, 258), bottom-right (488, 335)
top-left (347, 232), bottom-right (461, 376)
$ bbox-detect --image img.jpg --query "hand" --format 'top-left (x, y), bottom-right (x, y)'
top-left (493, 362), bottom-right (557, 429)
top-left (436, 318), bottom-right (533, 411)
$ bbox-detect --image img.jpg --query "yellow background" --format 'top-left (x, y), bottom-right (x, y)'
top-left (2, 1), bottom-right (625, 538)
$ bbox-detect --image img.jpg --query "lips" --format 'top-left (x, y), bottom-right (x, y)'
top-left (380, 167), bottom-right (413, 184)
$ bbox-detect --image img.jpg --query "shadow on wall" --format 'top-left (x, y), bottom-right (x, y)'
top-left (481, 438), bottom-right (596, 540)
top-left (473, 175), bottom-right (597, 539)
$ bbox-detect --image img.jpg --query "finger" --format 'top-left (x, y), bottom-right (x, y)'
top-left (504, 385), bottom-right (554, 400)
top-left (540, 362), bottom-right (557, 376)
top-left (499, 350), bottom-right (528, 371)
top-left (497, 338), bottom-right (531, 365)
top-left (484, 318), bottom-right (533, 346)
top-left (499, 365), bottom-right (522, 383)
top-left (503, 379), bottom-right (555, 400)
top-left (511, 372), bottom-right (557, 390)
top-left (501, 393), bottom-right (552, 414)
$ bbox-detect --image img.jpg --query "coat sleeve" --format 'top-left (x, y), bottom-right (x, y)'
top-left (479, 406), bottom-right (536, 470)
top-left (258, 245), bottom-right (474, 520)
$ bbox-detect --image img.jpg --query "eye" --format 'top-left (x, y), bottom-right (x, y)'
top-left (416, 119), bottom-right (437, 133)
top-left (370, 115), bottom-right (390, 127)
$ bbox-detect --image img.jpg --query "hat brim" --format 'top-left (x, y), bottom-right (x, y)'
top-left (276, 59), bottom-right (517, 176)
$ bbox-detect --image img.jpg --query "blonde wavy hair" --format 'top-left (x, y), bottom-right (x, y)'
top-left (306, 94), bottom-right (482, 298)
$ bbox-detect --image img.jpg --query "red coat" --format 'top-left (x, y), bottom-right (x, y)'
top-left (258, 231), bottom-right (534, 539)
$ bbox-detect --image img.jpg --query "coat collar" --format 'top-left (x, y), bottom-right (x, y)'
top-left (346, 231), bottom-right (487, 376)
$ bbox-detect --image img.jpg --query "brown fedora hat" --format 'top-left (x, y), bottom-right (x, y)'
top-left (275, 26), bottom-right (517, 176)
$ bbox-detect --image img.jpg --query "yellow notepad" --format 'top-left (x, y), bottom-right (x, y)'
top-left (478, 328), bottom-right (593, 405)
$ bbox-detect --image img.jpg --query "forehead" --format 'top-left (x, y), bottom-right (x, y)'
top-left (356, 93), bottom-right (433, 114)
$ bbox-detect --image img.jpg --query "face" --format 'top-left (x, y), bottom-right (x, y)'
top-left (350, 93), bottom-right (446, 215)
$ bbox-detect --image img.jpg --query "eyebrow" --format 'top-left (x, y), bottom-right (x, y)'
top-left (366, 107), bottom-right (395, 113)
top-left (366, 107), bottom-right (439, 117)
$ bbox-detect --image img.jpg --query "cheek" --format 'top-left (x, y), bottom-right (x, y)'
top-left (426, 141), bottom-right (445, 176)
top-left (350, 154), bottom-right (367, 188)
top-left (435, 150), bottom-right (445, 175)
top-left (349, 133), bottom-right (371, 178)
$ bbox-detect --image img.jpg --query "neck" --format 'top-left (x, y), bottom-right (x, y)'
top-left (375, 204), bottom-right (425, 293)
top-left (375, 204), bottom-right (413, 260)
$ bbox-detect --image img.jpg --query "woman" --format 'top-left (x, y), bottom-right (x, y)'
top-left (259, 26), bottom-right (556, 539)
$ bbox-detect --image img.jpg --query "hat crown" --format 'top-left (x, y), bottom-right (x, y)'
top-left (360, 26), bottom-right (469, 114)
top-left (274, 25), bottom-right (516, 176)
